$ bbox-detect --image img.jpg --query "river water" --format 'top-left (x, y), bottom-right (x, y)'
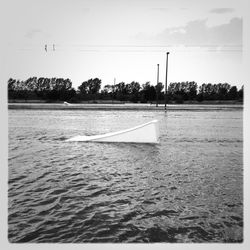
top-left (8, 107), bottom-right (243, 243)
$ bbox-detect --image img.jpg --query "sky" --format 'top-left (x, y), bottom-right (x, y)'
top-left (0, 0), bottom-right (245, 89)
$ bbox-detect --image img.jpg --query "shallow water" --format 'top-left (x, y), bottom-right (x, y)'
top-left (8, 108), bottom-right (243, 243)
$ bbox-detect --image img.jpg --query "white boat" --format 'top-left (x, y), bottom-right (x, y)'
top-left (63, 101), bottom-right (71, 106)
top-left (66, 120), bottom-right (159, 144)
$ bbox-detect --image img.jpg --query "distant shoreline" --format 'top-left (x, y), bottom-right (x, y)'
top-left (8, 102), bottom-right (243, 111)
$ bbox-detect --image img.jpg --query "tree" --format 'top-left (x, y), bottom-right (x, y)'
top-left (167, 81), bottom-right (197, 102)
top-left (78, 81), bottom-right (88, 95)
top-left (103, 84), bottom-right (113, 94)
top-left (8, 78), bottom-right (16, 91)
top-left (24, 77), bottom-right (37, 91)
top-left (114, 82), bottom-right (127, 101)
top-left (217, 83), bottom-right (231, 100)
top-left (88, 78), bottom-right (101, 95)
top-left (199, 83), bottom-right (215, 100)
top-left (127, 81), bottom-right (141, 95)
top-left (78, 78), bottom-right (101, 95)
top-left (238, 85), bottom-right (244, 100)
top-left (227, 86), bottom-right (238, 100)
top-left (187, 81), bottom-right (197, 100)
top-left (7, 76), bottom-right (76, 101)
top-left (8, 78), bottom-right (17, 99)
top-left (127, 81), bottom-right (141, 102)
top-left (140, 82), bottom-right (156, 102)
top-left (36, 77), bottom-right (45, 92)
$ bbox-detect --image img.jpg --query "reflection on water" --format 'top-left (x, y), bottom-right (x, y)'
top-left (8, 109), bottom-right (243, 242)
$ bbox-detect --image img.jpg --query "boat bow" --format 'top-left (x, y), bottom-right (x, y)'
top-left (66, 120), bottom-right (159, 144)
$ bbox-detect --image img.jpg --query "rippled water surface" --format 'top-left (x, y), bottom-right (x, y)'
top-left (8, 108), bottom-right (243, 243)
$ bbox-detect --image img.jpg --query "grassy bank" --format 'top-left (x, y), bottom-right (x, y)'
top-left (8, 99), bottom-right (243, 105)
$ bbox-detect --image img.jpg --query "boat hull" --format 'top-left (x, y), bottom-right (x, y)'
top-left (66, 120), bottom-right (159, 144)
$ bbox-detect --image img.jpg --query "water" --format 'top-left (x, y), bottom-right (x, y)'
top-left (8, 108), bottom-right (243, 243)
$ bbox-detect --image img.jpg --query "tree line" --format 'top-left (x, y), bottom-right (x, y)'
top-left (8, 77), bottom-right (243, 103)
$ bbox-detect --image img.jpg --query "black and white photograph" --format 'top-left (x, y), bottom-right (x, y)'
top-left (1, 0), bottom-right (249, 247)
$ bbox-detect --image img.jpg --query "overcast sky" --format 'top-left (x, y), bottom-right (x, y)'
top-left (1, 0), bottom-right (244, 88)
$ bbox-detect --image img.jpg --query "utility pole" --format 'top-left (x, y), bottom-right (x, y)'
top-left (112, 77), bottom-right (116, 104)
top-left (165, 52), bottom-right (170, 112)
top-left (156, 64), bottom-right (159, 107)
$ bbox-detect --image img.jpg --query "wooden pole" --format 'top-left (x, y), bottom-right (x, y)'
top-left (112, 77), bottom-right (116, 104)
top-left (156, 64), bottom-right (159, 107)
top-left (165, 52), bottom-right (170, 111)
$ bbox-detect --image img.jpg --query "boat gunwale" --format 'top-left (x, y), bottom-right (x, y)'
top-left (66, 119), bottom-right (159, 142)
